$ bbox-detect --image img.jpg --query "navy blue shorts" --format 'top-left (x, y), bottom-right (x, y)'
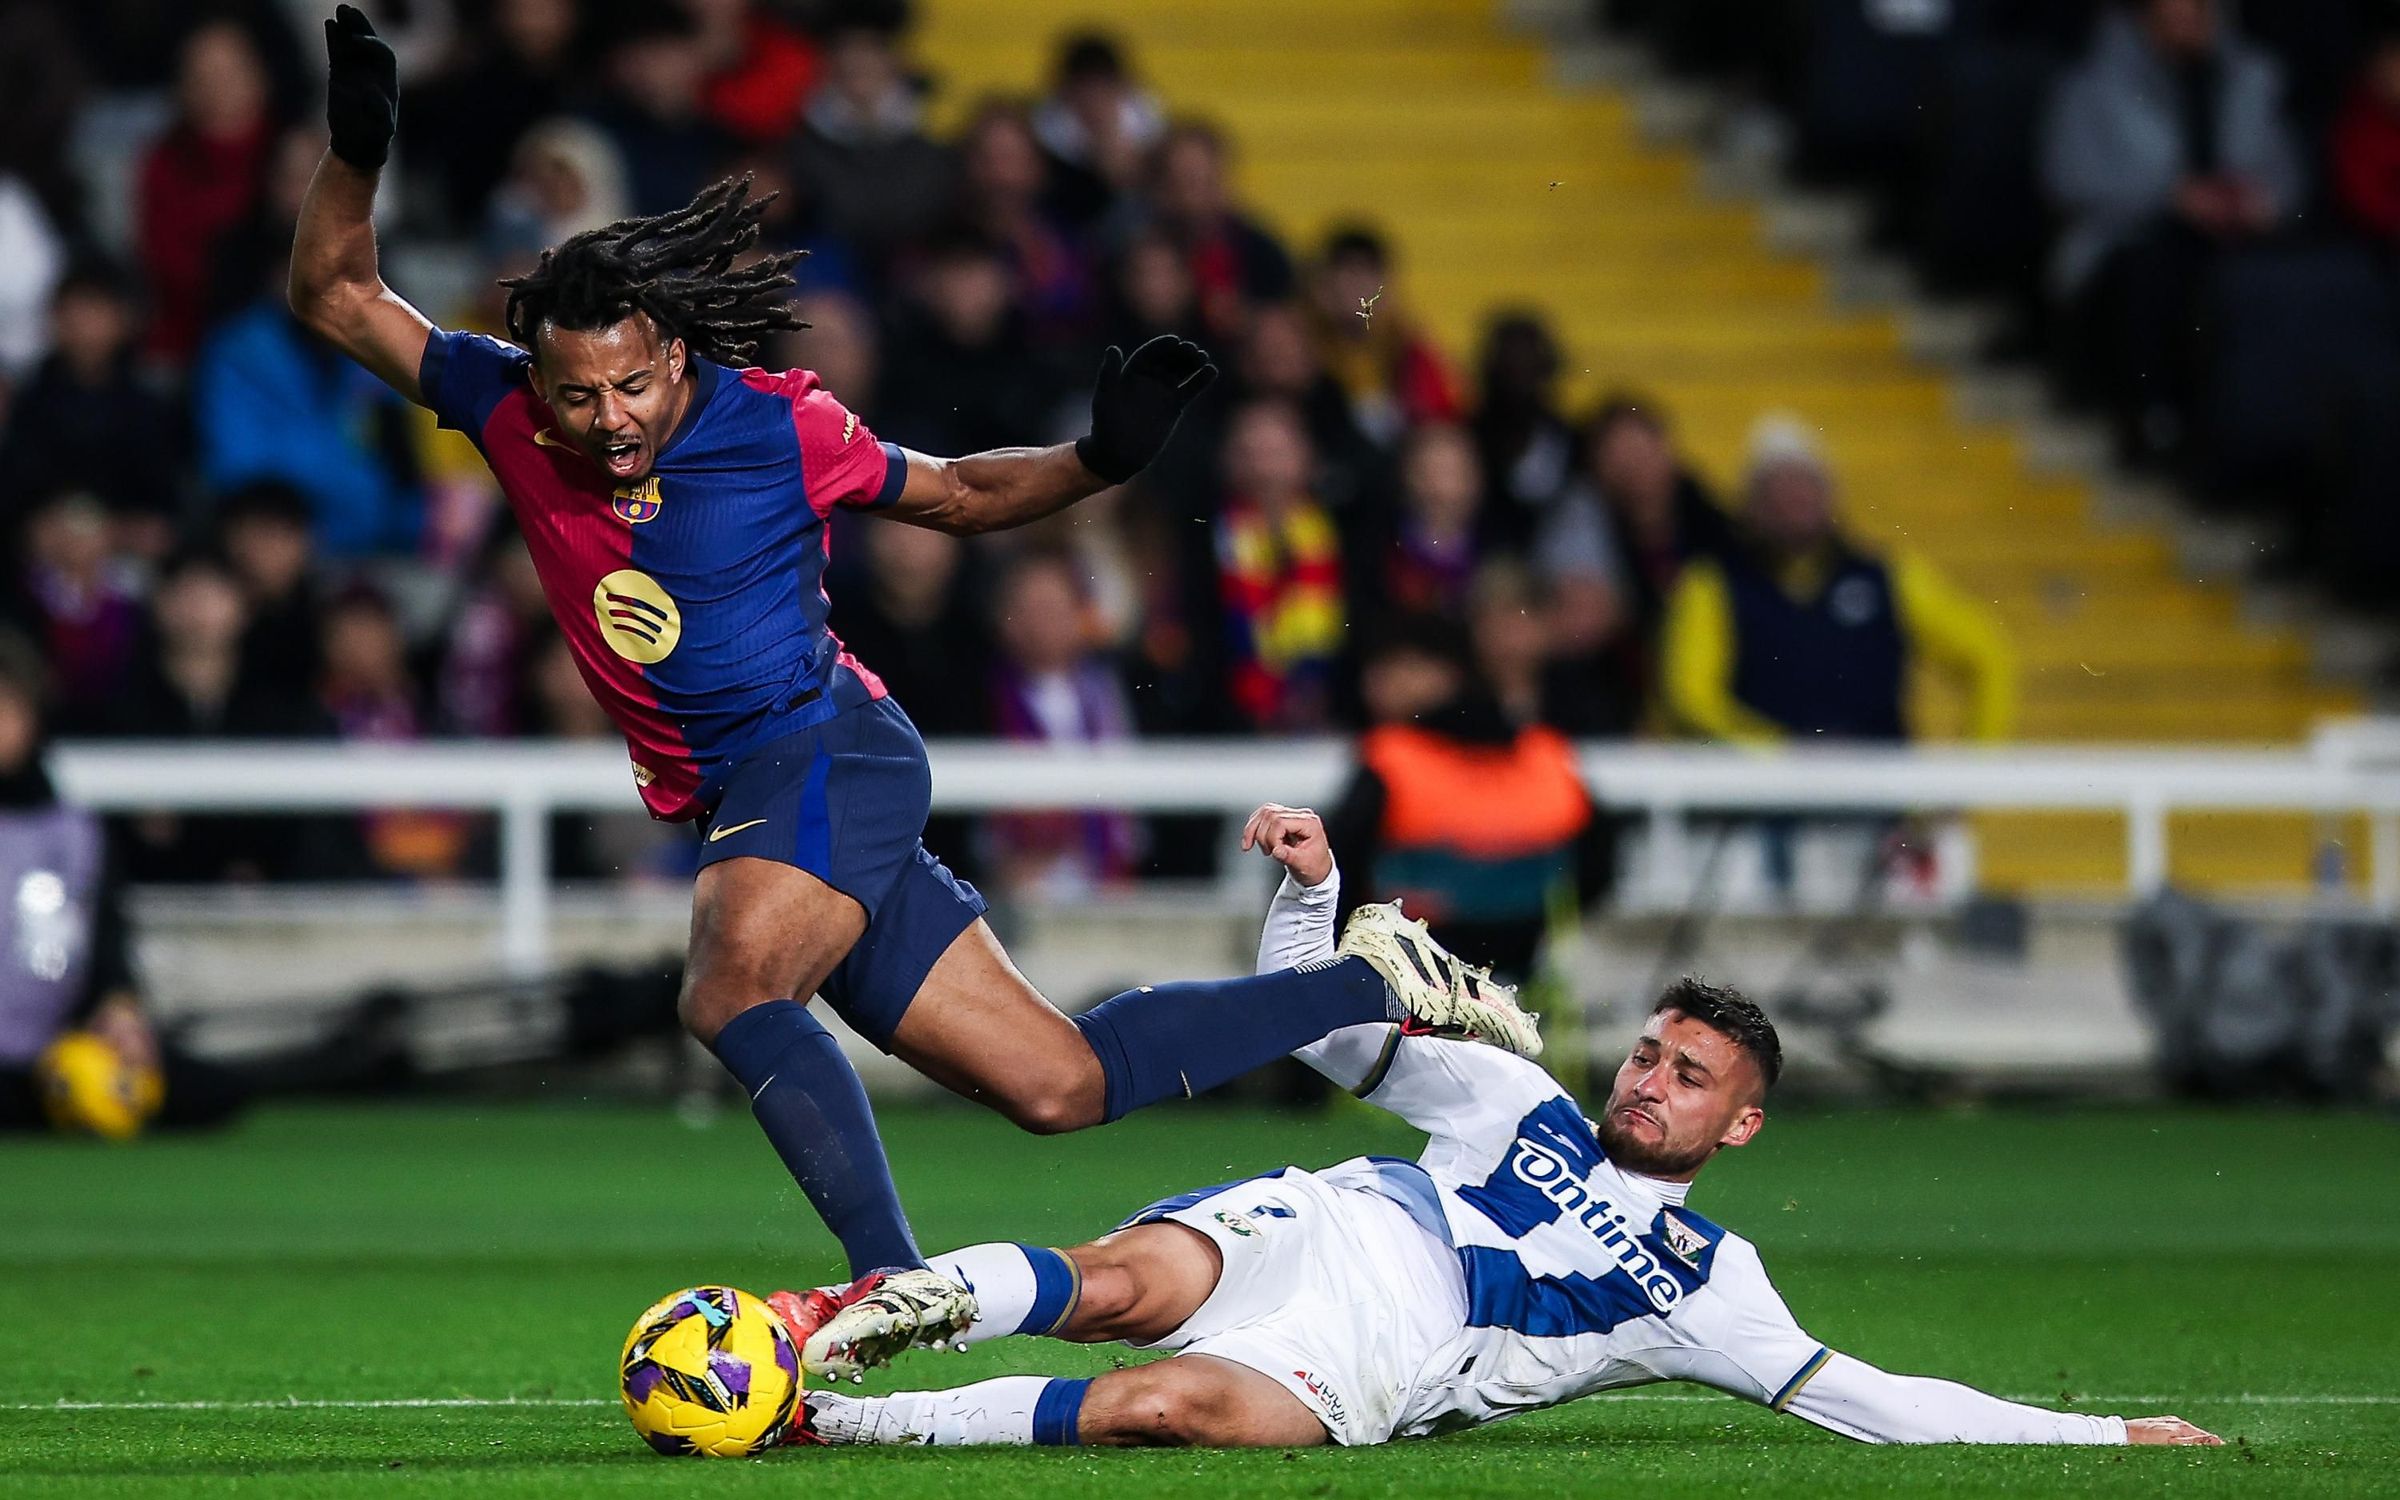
top-left (697, 697), bottom-right (987, 1050)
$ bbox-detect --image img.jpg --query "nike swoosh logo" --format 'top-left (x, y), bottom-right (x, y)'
top-left (708, 818), bottom-right (769, 843)
top-left (533, 429), bottom-right (573, 449)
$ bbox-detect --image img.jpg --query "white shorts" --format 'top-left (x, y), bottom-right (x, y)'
top-left (1127, 1162), bottom-right (1467, 1445)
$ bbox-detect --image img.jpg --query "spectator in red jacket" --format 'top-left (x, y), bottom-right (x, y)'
top-left (689, 0), bottom-right (820, 145)
top-left (137, 20), bottom-right (277, 363)
top-left (2333, 26), bottom-right (2400, 245)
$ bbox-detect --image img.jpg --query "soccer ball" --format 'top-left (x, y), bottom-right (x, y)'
top-left (36, 1031), bottom-right (163, 1140)
top-left (619, 1285), bottom-right (802, 1457)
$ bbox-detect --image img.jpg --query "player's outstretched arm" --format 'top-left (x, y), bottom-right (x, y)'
top-left (286, 6), bottom-right (435, 405)
top-left (882, 336), bottom-right (1216, 535)
top-left (1239, 805), bottom-right (1570, 1148)
top-left (1694, 1243), bottom-right (2219, 1447)
top-left (1775, 1352), bottom-right (2222, 1446)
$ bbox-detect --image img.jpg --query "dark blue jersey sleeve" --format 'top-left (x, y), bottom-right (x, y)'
top-left (419, 329), bottom-right (531, 438)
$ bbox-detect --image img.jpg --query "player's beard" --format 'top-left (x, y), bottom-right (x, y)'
top-left (1594, 1104), bottom-right (1715, 1178)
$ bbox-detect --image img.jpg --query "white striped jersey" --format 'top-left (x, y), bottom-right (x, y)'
top-left (1295, 1020), bottom-right (1833, 1436)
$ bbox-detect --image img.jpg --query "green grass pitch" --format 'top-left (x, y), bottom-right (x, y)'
top-left (2, 1099), bottom-right (2394, 1497)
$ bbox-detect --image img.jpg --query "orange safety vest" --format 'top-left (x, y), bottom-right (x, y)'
top-left (1361, 725), bottom-right (1591, 857)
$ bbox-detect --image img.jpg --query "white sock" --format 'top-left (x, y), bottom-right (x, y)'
top-left (807, 1375), bottom-right (1087, 1446)
top-left (926, 1242), bottom-right (1080, 1346)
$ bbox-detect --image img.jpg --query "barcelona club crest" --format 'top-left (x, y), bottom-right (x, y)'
top-left (613, 477), bottom-right (664, 525)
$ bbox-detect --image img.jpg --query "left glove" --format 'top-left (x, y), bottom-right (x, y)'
top-left (324, 4), bottom-right (398, 171)
top-left (1075, 334), bottom-right (1218, 486)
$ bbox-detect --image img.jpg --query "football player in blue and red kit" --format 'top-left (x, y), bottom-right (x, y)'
top-left (290, 8), bottom-right (1542, 1377)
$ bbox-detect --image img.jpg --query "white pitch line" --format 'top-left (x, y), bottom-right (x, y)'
top-left (2055, 1396), bottom-right (2400, 1408)
top-left (10, 1393), bottom-right (2398, 1414)
top-left (19, 1397), bottom-right (615, 1412)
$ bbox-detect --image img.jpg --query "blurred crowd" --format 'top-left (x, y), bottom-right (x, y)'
top-left (0, 0), bottom-right (2021, 896)
top-left (1611, 0), bottom-right (2400, 608)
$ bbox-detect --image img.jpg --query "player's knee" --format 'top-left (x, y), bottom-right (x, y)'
top-left (675, 979), bottom-right (725, 1042)
top-left (1123, 1369), bottom-right (1242, 1447)
top-left (996, 1046), bottom-right (1108, 1135)
top-left (675, 976), bottom-right (775, 1045)
top-left (1000, 1085), bottom-right (1094, 1137)
top-left (680, 930), bottom-right (803, 1042)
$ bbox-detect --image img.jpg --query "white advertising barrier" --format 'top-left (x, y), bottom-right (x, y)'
top-left (49, 726), bottom-right (2400, 974)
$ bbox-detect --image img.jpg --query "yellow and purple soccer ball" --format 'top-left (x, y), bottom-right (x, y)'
top-left (619, 1285), bottom-right (802, 1457)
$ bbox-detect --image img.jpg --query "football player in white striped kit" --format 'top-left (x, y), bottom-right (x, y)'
top-left (777, 805), bottom-right (2221, 1451)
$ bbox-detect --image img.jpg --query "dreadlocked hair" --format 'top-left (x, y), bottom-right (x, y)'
top-left (499, 176), bottom-right (807, 367)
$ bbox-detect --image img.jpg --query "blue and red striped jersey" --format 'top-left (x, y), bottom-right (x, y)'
top-left (420, 329), bottom-right (907, 820)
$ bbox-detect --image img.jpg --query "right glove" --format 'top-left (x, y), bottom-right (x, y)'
top-left (1074, 335), bottom-right (1218, 486)
top-left (324, 4), bottom-right (398, 171)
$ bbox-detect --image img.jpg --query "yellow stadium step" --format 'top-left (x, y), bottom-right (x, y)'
top-left (2010, 624), bottom-right (2293, 656)
top-left (1998, 592), bottom-right (2242, 628)
top-left (939, 45), bottom-right (1548, 97)
top-left (924, 0), bottom-right (1499, 49)
top-left (1244, 157), bottom-right (1697, 203)
top-left (2014, 698), bottom-right (2346, 740)
top-left (2012, 637), bottom-right (2306, 673)
top-left (1673, 425), bottom-right (2026, 467)
top-left (1974, 812), bottom-right (2369, 894)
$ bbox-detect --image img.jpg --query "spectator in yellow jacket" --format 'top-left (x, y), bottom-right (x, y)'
top-left (1662, 417), bottom-right (2015, 745)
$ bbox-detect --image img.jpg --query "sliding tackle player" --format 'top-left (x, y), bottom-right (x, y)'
top-left (779, 806), bottom-right (2223, 1451)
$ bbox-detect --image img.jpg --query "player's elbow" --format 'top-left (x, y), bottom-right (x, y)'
top-left (932, 509), bottom-right (994, 538)
top-left (284, 277), bottom-right (342, 340)
top-left (285, 270), bottom-right (371, 343)
top-left (934, 485), bottom-right (999, 537)
top-left (922, 462), bottom-right (1019, 536)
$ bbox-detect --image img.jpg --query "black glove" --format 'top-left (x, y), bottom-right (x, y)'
top-left (1075, 335), bottom-right (1218, 485)
top-left (323, 4), bottom-right (398, 171)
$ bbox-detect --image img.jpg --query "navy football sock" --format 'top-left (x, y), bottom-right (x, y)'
top-left (1031, 1378), bottom-right (1090, 1446)
top-left (710, 1000), bottom-right (923, 1278)
top-left (1071, 957), bottom-right (1394, 1122)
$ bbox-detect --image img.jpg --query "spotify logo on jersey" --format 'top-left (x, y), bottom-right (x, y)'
top-left (593, 569), bottom-right (682, 664)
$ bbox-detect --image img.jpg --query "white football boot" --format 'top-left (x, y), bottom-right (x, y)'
top-left (779, 1269), bottom-right (978, 1383)
top-left (1336, 900), bottom-right (1543, 1059)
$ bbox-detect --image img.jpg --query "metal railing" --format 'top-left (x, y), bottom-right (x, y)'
top-left (50, 728), bottom-right (2400, 974)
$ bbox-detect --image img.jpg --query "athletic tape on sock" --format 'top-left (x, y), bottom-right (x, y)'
top-left (1019, 1245), bottom-right (1081, 1336)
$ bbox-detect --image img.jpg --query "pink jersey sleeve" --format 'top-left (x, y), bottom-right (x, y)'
top-left (743, 368), bottom-right (907, 519)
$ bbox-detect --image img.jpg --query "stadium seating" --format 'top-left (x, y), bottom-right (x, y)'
top-left (915, 0), bottom-right (2360, 892)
